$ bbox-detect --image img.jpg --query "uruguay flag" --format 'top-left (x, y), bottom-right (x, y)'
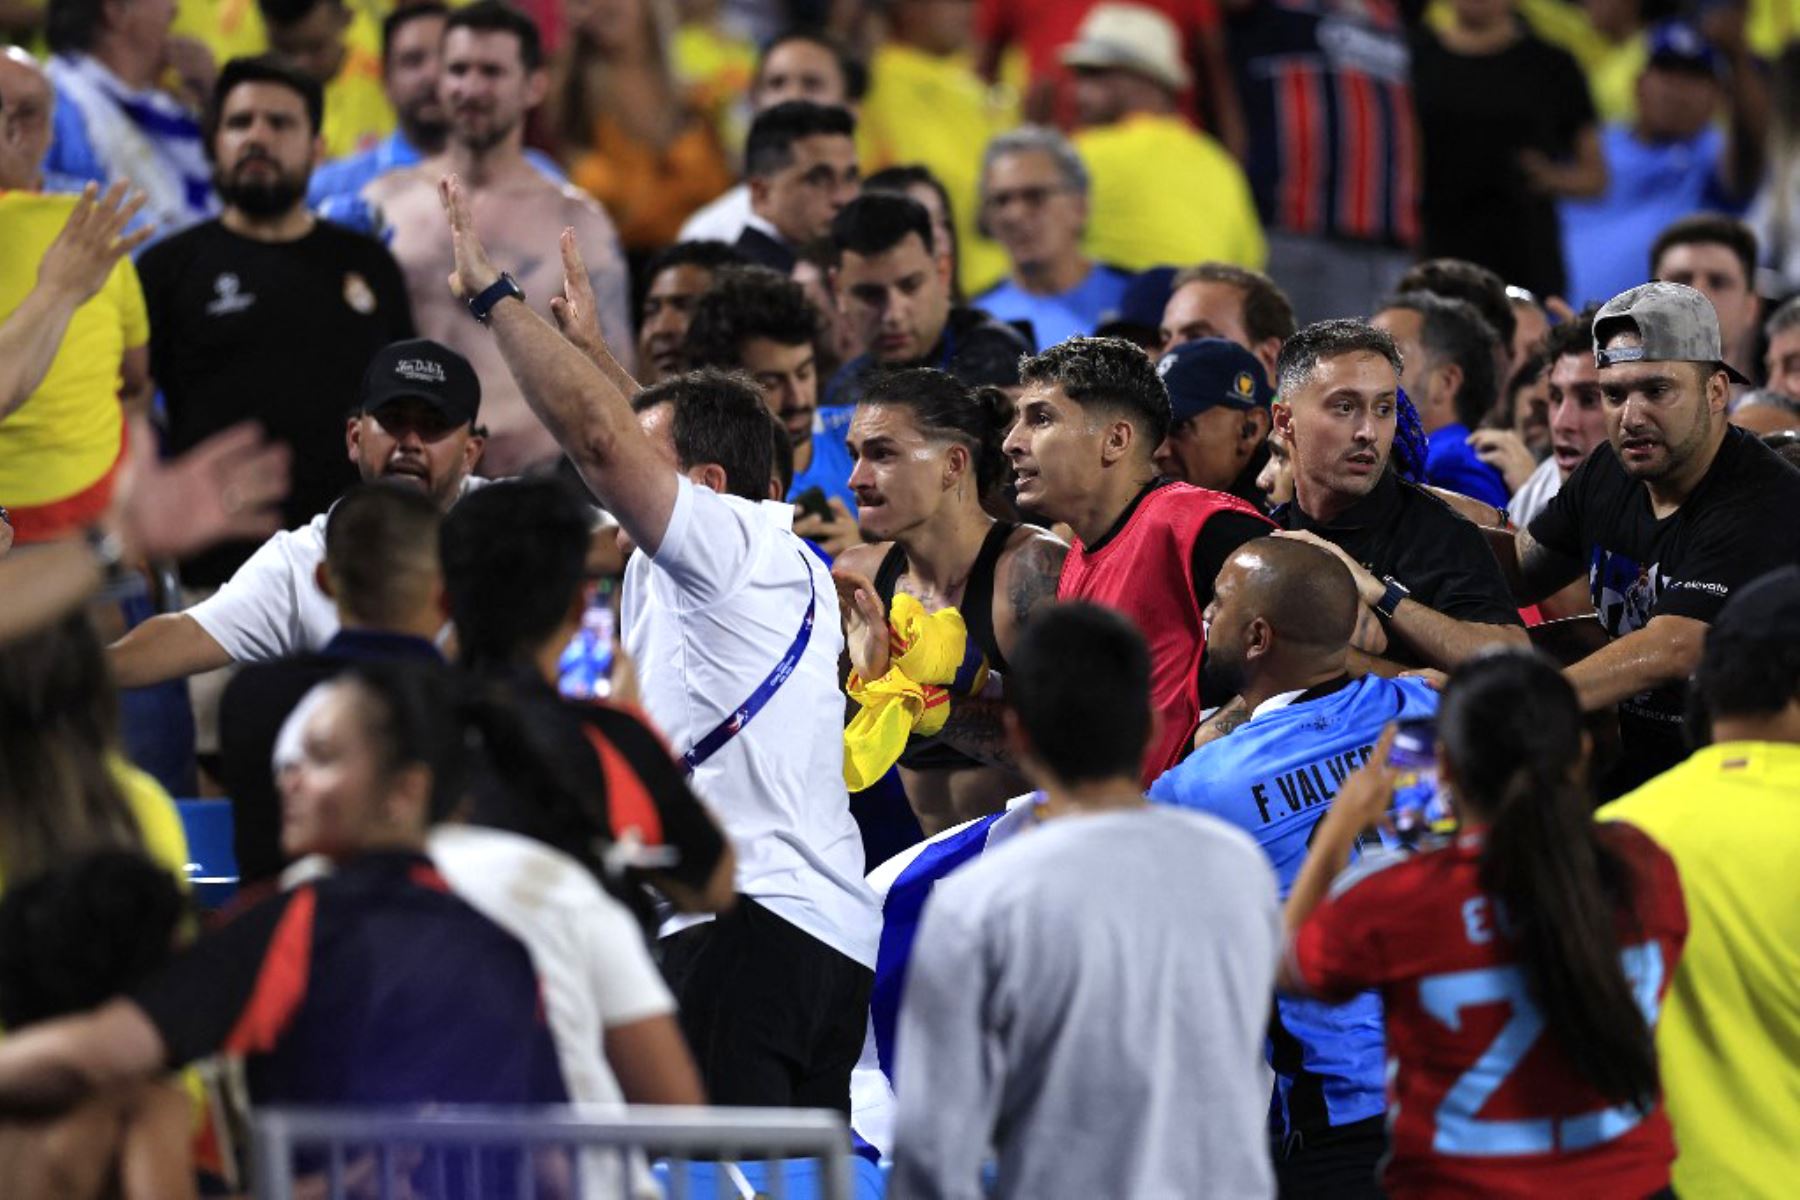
top-left (850, 797), bottom-right (1040, 1160)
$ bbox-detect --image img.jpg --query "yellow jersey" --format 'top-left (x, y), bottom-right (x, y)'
top-left (172, 0), bottom-right (394, 158)
top-left (321, 43), bottom-right (395, 160)
top-left (0, 191), bottom-right (147, 507)
top-left (1074, 112), bottom-right (1266, 274)
top-left (858, 43), bottom-right (1015, 297)
top-left (1599, 741), bottom-right (1800, 1200)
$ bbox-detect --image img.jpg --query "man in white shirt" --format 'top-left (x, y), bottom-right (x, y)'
top-left (107, 337), bottom-right (487, 688)
top-left (891, 604), bottom-right (1280, 1200)
top-left (440, 175), bottom-right (879, 1110)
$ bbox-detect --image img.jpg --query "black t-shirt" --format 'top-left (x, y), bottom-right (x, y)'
top-left (1276, 470), bottom-right (1523, 667)
top-left (462, 668), bottom-right (727, 930)
top-left (138, 219), bottom-right (414, 585)
top-left (825, 305), bottom-right (1032, 406)
top-left (1529, 426), bottom-right (1800, 782)
top-left (1410, 29), bottom-right (1595, 297)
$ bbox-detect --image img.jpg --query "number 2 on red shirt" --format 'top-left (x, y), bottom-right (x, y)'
top-left (1418, 941), bottom-right (1666, 1155)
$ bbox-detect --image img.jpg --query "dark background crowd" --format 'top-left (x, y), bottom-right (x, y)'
top-left (0, 0), bottom-right (1797, 1197)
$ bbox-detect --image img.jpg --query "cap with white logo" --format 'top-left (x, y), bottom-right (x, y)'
top-left (1593, 281), bottom-right (1751, 385)
top-left (359, 338), bottom-right (482, 426)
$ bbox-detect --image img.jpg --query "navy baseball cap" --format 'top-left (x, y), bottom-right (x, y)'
top-left (1647, 21), bottom-right (1721, 78)
top-left (1096, 265), bottom-right (1180, 341)
top-left (359, 338), bottom-right (481, 426)
top-left (1155, 337), bottom-right (1274, 423)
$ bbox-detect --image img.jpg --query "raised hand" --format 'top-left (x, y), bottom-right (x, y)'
top-left (549, 226), bottom-right (605, 358)
top-left (832, 567), bottom-right (892, 680)
top-left (1466, 428), bottom-right (1537, 494)
top-left (37, 182), bottom-right (151, 305)
top-left (437, 174), bottom-right (500, 300)
top-left (111, 417), bottom-right (291, 560)
top-left (795, 497), bottom-right (860, 560)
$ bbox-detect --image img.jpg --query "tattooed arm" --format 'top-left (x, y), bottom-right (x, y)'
top-left (992, 528), bottom-right (1069, 660)
top-left (935, 696), bottom-right (1018, 771)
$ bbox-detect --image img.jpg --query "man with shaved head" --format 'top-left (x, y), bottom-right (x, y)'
top-left (1150, 535), bottom-right (1441, 1198)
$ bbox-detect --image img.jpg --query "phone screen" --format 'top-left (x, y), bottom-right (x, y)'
top-left (557, 577), bottom-right (617, 700)
top-left (1386, 718), bottom-right (1447, 844)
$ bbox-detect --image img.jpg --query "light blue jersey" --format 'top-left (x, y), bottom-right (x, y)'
top-left (1150, 674), bottom-right (1440, 1137)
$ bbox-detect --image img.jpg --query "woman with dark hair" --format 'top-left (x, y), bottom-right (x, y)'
top-left (833, 368), bottom-right (1067, 832)
top-left (0, 663), bottom-right (568, 1126)
top-left (1281, 650), bottom-right (1687, 1197)
top-left (0, 613), bottom-right (187, 895)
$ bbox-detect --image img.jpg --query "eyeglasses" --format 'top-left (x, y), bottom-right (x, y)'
top-left (982, 185), bottom-right (1071, 214)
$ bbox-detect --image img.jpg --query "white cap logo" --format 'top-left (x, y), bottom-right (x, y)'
top-left (394, 358), bottom-right (447, 385)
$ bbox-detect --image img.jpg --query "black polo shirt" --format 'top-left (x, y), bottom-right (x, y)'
top-left (1274, 471), bottom-right (1522, 666)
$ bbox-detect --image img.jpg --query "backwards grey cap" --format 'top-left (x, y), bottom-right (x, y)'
top-left (1592, 281), bottom-right (1752, 384)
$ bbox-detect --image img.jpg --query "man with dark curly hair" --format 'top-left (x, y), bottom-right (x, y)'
top-left (683, 265), bottom-right (860, 557)
top-left (920, 335), bottom-right (1273, 783)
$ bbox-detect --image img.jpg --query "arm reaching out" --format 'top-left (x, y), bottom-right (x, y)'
top-left (439, 175), bottom-right (679, 553)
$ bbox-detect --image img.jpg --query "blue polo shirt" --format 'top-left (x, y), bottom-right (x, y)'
top-left (1425, 421), bottom-right (1510, 507)
top-left (972, 264), bottom-right (1132, 351)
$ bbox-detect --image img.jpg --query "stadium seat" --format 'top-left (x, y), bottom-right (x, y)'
top-left (175, 799), bottom-right (239, 909)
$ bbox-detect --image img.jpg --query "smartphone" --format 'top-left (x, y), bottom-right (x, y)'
top-left (557, 577), bottom-right (617, 700)
top-left (793, 485), bottom-right (834, 523)
top-left (1386, 718), bottom-right (1447, 845)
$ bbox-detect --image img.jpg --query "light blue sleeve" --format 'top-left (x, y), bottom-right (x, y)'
top-left (44, 89), bottom-right (106, 185)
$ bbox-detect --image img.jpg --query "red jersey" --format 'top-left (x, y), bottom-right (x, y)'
top-left (1057, 480), bottom-right (1271, 784)
top-left (1292, 824), bottom-right (1687, 1199)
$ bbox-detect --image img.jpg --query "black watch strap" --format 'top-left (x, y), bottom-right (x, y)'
top-left (1374, 575), bottom-right (1411, 621)
top-left (468, 272), bottom-right (523, 324)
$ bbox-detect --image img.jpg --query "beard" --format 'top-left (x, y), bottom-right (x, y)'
top-left (1199, 645), bottom-right (1246, 708)
top-left (451, 109), bottom-right (520, 154)
top-left (214, 158), bottom-right (308, 218)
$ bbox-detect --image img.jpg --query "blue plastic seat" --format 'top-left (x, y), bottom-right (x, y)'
top-left (175, 798), bottom-right (238, 909)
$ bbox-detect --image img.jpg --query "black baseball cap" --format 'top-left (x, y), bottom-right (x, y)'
top-left (1156, 337), bottom-right (1274, 423)
top-left (359, 339), bottom-right (481, 426)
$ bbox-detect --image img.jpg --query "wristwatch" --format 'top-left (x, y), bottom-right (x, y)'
top-left (1374, 575), bottom-right (1411, 621)
top-left (467, 272), bottom-right (524, 324)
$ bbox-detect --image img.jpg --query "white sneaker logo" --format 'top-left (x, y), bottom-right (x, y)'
top-left (206, 273), bottom-right (256, 316)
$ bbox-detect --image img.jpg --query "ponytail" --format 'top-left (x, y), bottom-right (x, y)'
top-left (1442, 653), bottom-right (1659, 1109)
top-left (861, 368), bottom-right (1014, 494)
top-left (454, 673), bottom-right (619, 887)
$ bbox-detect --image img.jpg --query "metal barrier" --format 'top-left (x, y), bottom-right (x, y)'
top-left (251, 1105), bottom-right (857, 1200)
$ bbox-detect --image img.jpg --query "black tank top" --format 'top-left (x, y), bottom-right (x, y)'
top-left (873, 522), bottom-right (1015, 772)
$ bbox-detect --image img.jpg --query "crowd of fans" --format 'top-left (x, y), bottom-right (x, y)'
top-left (0, 0), bottom-right (1798, 1196)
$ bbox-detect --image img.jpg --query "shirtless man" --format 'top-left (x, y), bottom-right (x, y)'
top-left (362, 0), bottom-right (631, 475)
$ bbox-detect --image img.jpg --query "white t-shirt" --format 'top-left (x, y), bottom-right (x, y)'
top-left (187, 477), bottom-right (496, 662)
top-left (676, 183), bottom-right (751, 245)
top-left (623, 475), bottom-right (879, 967)
top-left (1508, 454), bottom-right (1564, 532)
top-left (429, 825), bottom-right (670, 1200)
